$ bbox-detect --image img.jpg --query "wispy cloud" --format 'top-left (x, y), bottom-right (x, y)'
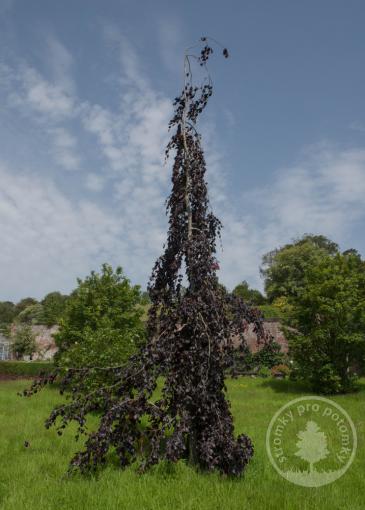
top-left (48, 127), bottom-right (81, 171)
top-left (45, 35), bottom-right (75, 95)
top-left (8, 65), bottom-right (75, 119)
top-left (86, 173), bottom-right (105, 192)
top-left (1, 28), bottom-right (365, 301)
top-left (0, 30), bottom-right (172, 299)
top-left (1, 37), bottom-right (81, 173)
top-left (349, 121), bottom-right (365, 134)
top-left (157, 16), bottom-right (184, 74)
top-left (217, 144), bottom-right (365, 289)
top-left (0, 162), bottom-right (120, 299)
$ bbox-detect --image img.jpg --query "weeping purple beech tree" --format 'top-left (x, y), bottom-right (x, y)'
top-left (25, 39), bottom-right (266, 477)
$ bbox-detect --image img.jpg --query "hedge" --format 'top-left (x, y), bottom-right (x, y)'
top-left (0, 361), bottom-right (54, 377)
top-left (258, 304), bottom-right (284, 320)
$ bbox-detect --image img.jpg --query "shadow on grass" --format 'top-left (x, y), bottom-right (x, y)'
top-left (259, 377), bottom-right (311, 394)
top-left (356, 379), bottom-right (365, 393)
top-left (260, 377), bottom-right (365, 396)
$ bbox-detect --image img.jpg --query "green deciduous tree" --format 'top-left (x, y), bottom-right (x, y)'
top-left (0, 301), bottom-right (16, 332)
top-left (261, 234), bottom-right (339, 302)
top-left (41, 292), bottom-right (68, 326)
top-left (232, 280), bottom-right (266, 305)
top-left (15, 297), bottom-right (38, 315)
top-left (17, 304), bottom-right (44, 324)
top-left (286, 252), bottom-right (365, 393)
top-left (54, 264), bottom-right (146, 377)
top-left (12, 325), bottom-right (37, 360)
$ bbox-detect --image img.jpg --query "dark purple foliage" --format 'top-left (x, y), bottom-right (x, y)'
top-left (23, 39), bottom-right (266, 477)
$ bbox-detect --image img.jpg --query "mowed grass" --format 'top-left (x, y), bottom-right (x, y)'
top-left (0, 377), bottom-right (364, 510)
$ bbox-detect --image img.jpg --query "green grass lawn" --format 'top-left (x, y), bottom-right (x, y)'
top-left (0, 377), bottom-right (364, 510)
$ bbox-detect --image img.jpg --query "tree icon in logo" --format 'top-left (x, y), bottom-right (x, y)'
top-left (295, 420), bottom-right (329, 473)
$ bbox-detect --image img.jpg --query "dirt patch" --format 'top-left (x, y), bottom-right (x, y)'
top-left (0, 374), bottom-right (35, 381)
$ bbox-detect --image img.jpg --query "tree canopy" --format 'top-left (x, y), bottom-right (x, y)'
top-left (261, 234), bottom-right (339, 302)
top-left (41, 292), bottom-right (68, 327)
top-left (232, 280), bottom-right (266, 305)
top-left (17, 304), bottom-right (44, 325)
top-left (285, 251), bottom-right (365, 393)
top-left (12, 325), bottom-right (37, 360)
top-left (54, 264), bottom-right (146, 375)
top-left (15, 297), bottom-right (38, 315)
top-left (0, 301), bottom-right (16, 331)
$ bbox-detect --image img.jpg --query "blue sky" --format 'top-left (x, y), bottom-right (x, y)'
top-left (1, 0), bottom-right (365, 301)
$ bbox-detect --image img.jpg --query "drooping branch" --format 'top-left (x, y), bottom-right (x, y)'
top-left (24, 38), bottom-right (265, 478)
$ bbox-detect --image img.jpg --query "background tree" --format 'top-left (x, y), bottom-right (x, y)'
top-left (17, 303), bottom-right (44, 325)
top-left (285, 251), bottom-right (365, 393)
top-left (0, 301), bottom-right (16, 333)
top-left (15, 297), bottom-right (38, 315)
top-left (41, 292), bottom-right (68, 326)
top-left (12, 325), bottom-right (37, 360)
top-left (54, 264), bottom-right (146, 375)
top-left (232, 280), bottom-right (266, 305)
top-left (261, 234), bottom-right (339, 302)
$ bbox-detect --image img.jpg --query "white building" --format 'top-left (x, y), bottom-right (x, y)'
top-left (0, 333), bottom-right (11, 360)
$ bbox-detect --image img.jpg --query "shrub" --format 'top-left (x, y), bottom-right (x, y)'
top-left (258, 366), bottom-right (271, 378)
top-left (258, 305), bottom-right (283, 320)
top-left (271, 364), bottom-right (290, 379)
top-left (231, 338), bottom-right (284, 375)
top-left (254, 339), bottom-right (283, 369)
top-left (12, 325), bottom-right (37, 360)
top-left (60, 326), bottom-right (142, 391)
top-left (0, 361), bottom-right (53, 377)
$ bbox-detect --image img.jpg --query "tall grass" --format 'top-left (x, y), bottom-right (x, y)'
top-left (0, 377), bottom-right (364, 510)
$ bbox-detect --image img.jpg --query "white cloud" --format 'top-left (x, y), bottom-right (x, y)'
top-left (349, 121), bottom-right (365, 133)
top-left (79, 31), bottom-right (173, 272)
top-left (9, 65), bottom-right (75, 119)
top-left (217, 145), bottom-right (365, 290)
top-left (0, 160), bottom-right (169, 301)
top-left (45, 35), bottom-right (75, 95)
top-left (158, 16), bottom-right (183, 74)
top-left (0, 32), bottom-right (173, 301)
top-left (1, 30), bottom-right (365, 302)
top-left (1, 40), bottom-right (81, 172)
top-left (0, 162), bottom-right (119, 300)
top-left (48, 127), bottom-right (81, 171)
top-left (86, 172), bottom-right (105, 192)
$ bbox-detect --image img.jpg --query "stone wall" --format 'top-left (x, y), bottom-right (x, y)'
top-left (32, 320), bottom-right (289, 359)
top-left (6, 320), bottom-right (288, 361)
top-left (6, 324), bottom-right (59, 360)
top-left (30, 325), bottom-right (59, 360)
top-left (231, 319), bottom-right (288, 353)
top-left (245, 319), bottom-right (288, 353)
